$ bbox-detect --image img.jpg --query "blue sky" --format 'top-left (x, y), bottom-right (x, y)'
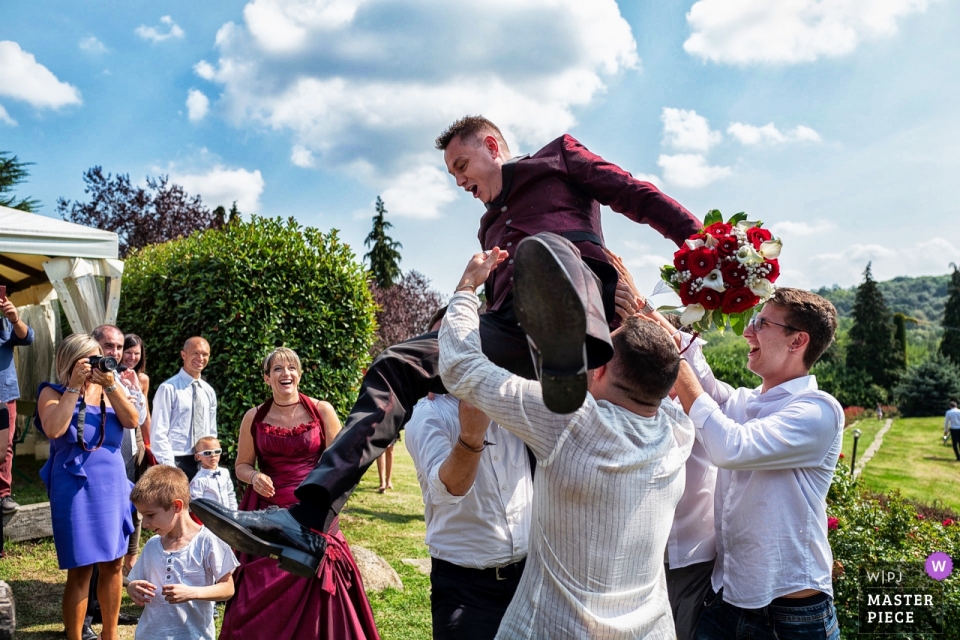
top-left (3, 0), bottom-right (958, 302)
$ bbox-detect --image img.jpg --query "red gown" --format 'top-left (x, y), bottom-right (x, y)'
top-left (219, 395), bottom-right (380, 640)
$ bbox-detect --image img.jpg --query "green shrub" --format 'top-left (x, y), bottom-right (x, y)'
top-left (117, 216), bottom-right (377, 457)
top-left (894, 353), bottom-right (960, 417)
top-left (701, 331), bottom-right (760, 389)
top-left (827, 463), bottom-right (960, 636)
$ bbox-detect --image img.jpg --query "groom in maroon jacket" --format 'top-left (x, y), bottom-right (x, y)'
top-left (193, 116), bottom-right (703, 577)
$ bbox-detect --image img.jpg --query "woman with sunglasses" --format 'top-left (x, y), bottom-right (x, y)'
top-left (37, 333), bottom-right (139, 640)
top-left (218, 347), bottom-right (380, 640)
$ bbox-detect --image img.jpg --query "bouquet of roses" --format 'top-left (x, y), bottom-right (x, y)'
top-left (659, 209), bottom-right (782, 334)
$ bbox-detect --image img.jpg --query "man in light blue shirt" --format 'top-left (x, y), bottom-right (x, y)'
top-left (944, 400), bottom-right (960, 461)
top-left (669, 288), bottom-right (843, 640)
top-left (0, 295), bottom-right (33, 516)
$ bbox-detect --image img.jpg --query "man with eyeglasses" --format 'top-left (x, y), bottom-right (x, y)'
top-left (658, 287), bottom-right (844, 640)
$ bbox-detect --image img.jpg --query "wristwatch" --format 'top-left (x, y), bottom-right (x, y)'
top-left (103, 384), bottom-right (118, 394)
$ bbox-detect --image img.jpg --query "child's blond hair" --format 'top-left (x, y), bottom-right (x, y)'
top-left (130, 465), bottom-right (190, 508)
top-left (195, 435), bottom-right (220, 451)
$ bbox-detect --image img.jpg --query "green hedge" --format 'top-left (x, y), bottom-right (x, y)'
top-left (117, 216), bottom-right (377, 457)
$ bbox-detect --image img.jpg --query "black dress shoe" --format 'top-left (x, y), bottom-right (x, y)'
top-left (81, 623), bottom-right (98, 640)
top-left (513, 234), bottom-right (589, 414)
top-left (190, 499), bottom-right (326, 579)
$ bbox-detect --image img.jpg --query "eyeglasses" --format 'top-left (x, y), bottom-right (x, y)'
top-left (197, 448), bottom-right (222, 456)
top-left (748, 316), bottom-right (800, 333)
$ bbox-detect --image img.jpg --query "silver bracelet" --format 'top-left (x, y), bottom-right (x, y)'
top-left (65, 386), bottom-right (81, 395)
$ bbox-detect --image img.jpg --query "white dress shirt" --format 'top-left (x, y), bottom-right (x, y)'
top-left (682, 336), bottom-right (844, 609)
top-left (945, 407), bottom-right (960, 430)
top-left (119, 381), bottom-right (148, 463)
top-left (405, 393), bottom-right (532, 569)
top-left (151, 369), bottom-right (218, 466)
top-left (190, 466), bottom-right (238, 510)
top-left (439, 291), bottom-right (694, 640)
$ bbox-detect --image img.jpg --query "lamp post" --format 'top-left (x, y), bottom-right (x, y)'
top-left (850, 428), bottom-right (862, 477)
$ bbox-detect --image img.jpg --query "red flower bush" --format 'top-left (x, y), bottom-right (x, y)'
top-left (944, 519), bottom-right (954, 527)
top-left (828, 516), bottom-right (839, 530)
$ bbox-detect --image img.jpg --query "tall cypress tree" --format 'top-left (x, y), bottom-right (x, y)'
top-left (893, 312), bottom-right (908, 370)
top-left (364, 196), bottom-right (403, 288)
top-left (846, 263), bottom-right (899, 393)
top-left (940, 263), bottom-right (960, 367)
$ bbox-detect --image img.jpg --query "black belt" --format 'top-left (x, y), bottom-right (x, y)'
top-left (560, 230), bottom-right (604, 246)
top-left (432, 557), bottom-right (526, 582)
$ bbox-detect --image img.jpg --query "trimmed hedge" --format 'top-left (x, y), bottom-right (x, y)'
top-left (117, 216), bottom-right (377, 457)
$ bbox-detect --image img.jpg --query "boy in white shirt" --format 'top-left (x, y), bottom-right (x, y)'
top-left (189, 436), bottom-right (238, 510)
top-left (127, 465), bottom-right (240, 640)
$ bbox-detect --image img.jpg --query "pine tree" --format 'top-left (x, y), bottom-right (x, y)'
top-left (846, 263), bottom-right (899, 393)
top-left (364, 196), bottom-right (402, 288)
top-left (0, 151), bottom-right (39, 212)
top-left (940, 263), bottom-right (960, 367)
top-left (893, 312), bottom-right (908, 370)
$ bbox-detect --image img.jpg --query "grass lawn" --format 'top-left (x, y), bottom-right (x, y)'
top-left (839, 416), bottom-right (887, 464)
top-left (1, 443), bottom-right (431, 639)
top-left (856, 417), bottom-right (960, 515)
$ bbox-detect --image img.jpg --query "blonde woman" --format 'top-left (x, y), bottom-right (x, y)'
top-left (37, 333), bottom-right (139, 640)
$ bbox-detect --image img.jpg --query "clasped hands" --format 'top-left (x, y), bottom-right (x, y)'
top-left (128, 579), bottom-right (197, 605)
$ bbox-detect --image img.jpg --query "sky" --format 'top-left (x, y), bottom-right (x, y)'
top-left (2, 0), bottom-right (958, 304)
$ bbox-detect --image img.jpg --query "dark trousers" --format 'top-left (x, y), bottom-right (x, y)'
top-left (296, 310), bottom-right (534, 526)
top-left (430, 557), bottom-right (525, 640)
top-left (951, 430), bottom-right (960, 460)
top-left (0, 400), bottom-right (16, 499)
top-left (695, 588), bottom-right (840, 640)
top-left (175, 454), bottom-right (200, 482)
top-left (666, 560), bottom-right (715, 640)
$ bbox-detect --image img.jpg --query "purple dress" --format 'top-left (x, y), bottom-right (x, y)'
top-left (219, 395), bottom-right (380, 640)
top-left (38, 382), bottom-right (135, 569)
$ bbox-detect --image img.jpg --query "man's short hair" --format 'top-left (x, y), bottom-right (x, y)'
top-left (951, 401), bottom-right (958, 409)
top-left (609, 317), bottom-right (681, 406)
top-left (195, 435), bottom-right (220, 451)
top-left (768, 288), bottom-right (838, 369)
top-left (435, 115), bottom-right (510, 154)
top-left (92, 324), bottom-right (122, 344)
top-left (183, 336), bottom-right (209, 352)
top-left (426, 306), bottom-right (448, 333)
top-left (130, 465), bottom-right (190, 509)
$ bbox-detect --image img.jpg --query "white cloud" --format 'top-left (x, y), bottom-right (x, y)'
top-left (727, 122), bottom-right (822, 145)
top-left (290, 145), bottom-right (315, 168)
top-left (657, 153), bottom-right (732, 188)
top-left (135, 16), bottom-right (186, 43)
top-left (797, 238), bottom-right (958, 289)
top-left (379, 160), bottom-right (458, 219)
top-left (168, 166), bottom-right (265, 213)
top-left (770, 220), bottom-right (835, 237)
top-left (684, 0), bottom-right (934, 65)
top-left (186, 89), bottom-right (210, 122)
top-left (79, 36), bottom-right (108, 53)
top-left (197, 0), bottom-right (639, 217)
top-left (0, 105), bottom-right (15, 126)
top-left (632, 172), bottom-right (662, 189)
top-left (661, 107), bottom-right (722, 152)
top-left (0, 41), bottom-right (82, 109)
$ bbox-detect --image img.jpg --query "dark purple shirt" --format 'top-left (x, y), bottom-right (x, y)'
top-left (478, 134), bottom-right (702, 312)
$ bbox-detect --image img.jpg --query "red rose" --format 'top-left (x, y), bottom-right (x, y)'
top-left (679, 280), bottom-right (697, 306)
top-left (704, 222), bottom-right (733, 238)
top-left (716, 234), bottom-right (739, 258)
top-left (763, 258), bottom-right (780, 283)
top-left (721, 261), bottom-right (747, 287)
top-left (674, 244), bottom-right (692, 271)
top-left (838, 453), bottom-right (845, 459)
top-left (916, 514), bottom-right (925, 520)
top-left (944, 519), bottom-right (954, 527)
top-left (721, 287), bottom-right (760, 314)
top-left (697, 288), bottom-right (723, 310)
top-left (827, 516), bottom-right (839, 531)
top-left (747, 227), bottom-right (772, 248)
top-left (688, 247), bottom-right (719, 278)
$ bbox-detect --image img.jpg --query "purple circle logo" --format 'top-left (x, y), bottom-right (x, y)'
top-left (925, 552), bottom-right (953, 580)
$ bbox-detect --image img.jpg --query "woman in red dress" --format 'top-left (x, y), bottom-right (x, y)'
top-left (219, 348), bottom-right (380, 639)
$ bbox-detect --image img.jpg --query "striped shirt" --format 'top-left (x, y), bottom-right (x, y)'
top-left (439, 291), bottom-right (694, 640)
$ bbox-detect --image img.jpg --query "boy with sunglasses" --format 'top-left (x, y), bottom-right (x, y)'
top-left (189, 436), bottom-right (237, 510)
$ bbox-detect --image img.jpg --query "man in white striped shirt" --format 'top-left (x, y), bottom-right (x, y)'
top-left (439, 240), bottom-right (695, 639)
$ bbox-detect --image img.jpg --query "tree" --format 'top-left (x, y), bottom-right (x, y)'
top-left (893, 312), bottom-right (909, 370)
top-left (0, 151), bottom-right (39, 212)
top-left (363, 196), bottom-right (402, 288)
top-left (894, 353), bottom-right (960, 417)
top-left (369, 270), bottom-right (446, 357)
top-left (940, 264), bottom-right (960, 367)
top-left (56, 167), bottom-right (220, 258)
top-left (846, 263), bottom-right (900, 394)
top-left (117, 216), bottom-right (377, 457)
top-left (213, 201), bottom-right (242, 228)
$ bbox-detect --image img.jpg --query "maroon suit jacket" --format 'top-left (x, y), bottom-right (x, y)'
top-left (478, 134), bottom-right (702, 312)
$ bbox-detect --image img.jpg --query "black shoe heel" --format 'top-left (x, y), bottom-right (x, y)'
top-left (279, 548), bottom-right (321, 578)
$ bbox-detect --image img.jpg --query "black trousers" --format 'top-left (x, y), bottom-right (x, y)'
top-left (951, 429), bottom-right (960, 460)
top-left (296, 309), bottom-right (534, 526)
top-left (175, 454), bottom-right (200, 482)
top-left (430, 557), bottom-right (525, 640)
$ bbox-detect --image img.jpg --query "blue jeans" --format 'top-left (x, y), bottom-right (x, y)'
top-left (695, 588), bottom-right (841, 640)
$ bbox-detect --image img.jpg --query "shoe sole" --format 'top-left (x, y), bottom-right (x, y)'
top-left (189, 502), bottom-right (320, 579)
top-left (513, 237), bottom-right (588, 414)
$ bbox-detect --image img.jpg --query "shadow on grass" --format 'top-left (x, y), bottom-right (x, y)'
top-left (344, 506), bottom-right (425, 525)
top-left (921, 456), bottom-right (959, 463)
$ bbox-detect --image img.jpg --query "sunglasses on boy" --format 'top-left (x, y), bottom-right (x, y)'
top-left (198, 448), bottom-right (222, 457)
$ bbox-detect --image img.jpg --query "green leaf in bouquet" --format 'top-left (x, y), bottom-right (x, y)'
top-left (656, 305), bottom-right (681, 312)
top-left (704, 209), bottom-right (723, 226)
top-left (727, 212), bottom-right (748, 225)
top-left (712, 309), bottom-right (726, 334)
top-left (659, 266), bottom-right (680, 292)
top-left (731, 312), bottom-right (746, 336)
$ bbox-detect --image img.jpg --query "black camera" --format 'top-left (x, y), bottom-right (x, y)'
top-left (88, 355), bottom-right (125, 373)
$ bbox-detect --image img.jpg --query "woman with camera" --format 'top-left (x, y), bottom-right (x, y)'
top-left (37, 333), bottom-right (139, 640)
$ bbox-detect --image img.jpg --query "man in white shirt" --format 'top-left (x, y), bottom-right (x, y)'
top-left (439, 236), bottom-right (695, 639)
top-left (152, 337), bottom-right (217, 480)
top-left (945, 400), bottom-right (960, 461)
top-left (669, 287), bottom-right (843, 640)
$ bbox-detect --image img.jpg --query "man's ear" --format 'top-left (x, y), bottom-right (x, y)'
top-left (791, 331), bottom-right (811, 354)
top-left (483, 135), bottom-right (500, 158)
